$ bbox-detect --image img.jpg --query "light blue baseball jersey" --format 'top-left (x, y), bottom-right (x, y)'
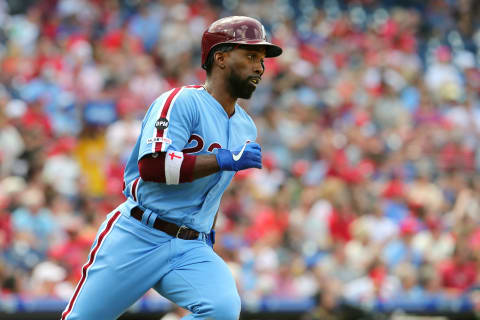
top-left (122, 85), bottom-right (257, 233)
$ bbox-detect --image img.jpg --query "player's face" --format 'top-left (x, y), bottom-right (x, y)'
top-left (225, 46), bottom-right (266, 99)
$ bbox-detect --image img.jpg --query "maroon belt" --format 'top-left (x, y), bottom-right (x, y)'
top-left (130, 207), bottom-right (199, 240)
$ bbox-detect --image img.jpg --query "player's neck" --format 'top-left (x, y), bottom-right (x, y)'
top-left (203, 80), bottom-right (236, 117)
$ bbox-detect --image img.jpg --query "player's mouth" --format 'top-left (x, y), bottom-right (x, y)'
top-left (249, 77), bottom-right (261, 86)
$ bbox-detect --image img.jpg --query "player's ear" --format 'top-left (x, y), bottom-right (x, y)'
top-left (214, 51), bottom-right (226, 70)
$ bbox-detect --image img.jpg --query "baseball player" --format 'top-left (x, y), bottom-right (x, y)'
top-left (61, 16), bottom-right (282, 320)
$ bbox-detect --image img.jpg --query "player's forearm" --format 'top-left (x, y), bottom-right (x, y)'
top-left (138, 152), bottom-right (219, 184)
top-left (192, 154), bottom-right (220, 180)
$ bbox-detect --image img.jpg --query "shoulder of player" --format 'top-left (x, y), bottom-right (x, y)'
top-left (159, 85), bottom-right (203, 99)
top-left (152, 86), bottom-right (203, 109)
top-left (177, 85), bottom-right (205, 102)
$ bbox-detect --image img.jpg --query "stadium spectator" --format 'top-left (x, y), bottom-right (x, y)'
top-left (1, 0), bottom-right (480, 317)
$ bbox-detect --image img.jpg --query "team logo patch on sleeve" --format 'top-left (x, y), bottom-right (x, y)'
top-left (155, 118), bottom-right (169, 130)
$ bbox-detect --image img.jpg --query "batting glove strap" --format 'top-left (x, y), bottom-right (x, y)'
top-left (215, 143), bottom-right (262, 171)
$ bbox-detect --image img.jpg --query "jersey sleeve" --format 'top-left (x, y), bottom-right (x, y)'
top-left (138, 88), bottom-right (197, 161)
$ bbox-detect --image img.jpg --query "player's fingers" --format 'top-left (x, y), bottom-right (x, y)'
top-left (245, 151), bottom-right (261, 160)
top-left (247, 142), bottom-right (261, 151)
top-left (253, 160), bottom-right (262, 169)
top-left (245, 146), bottom-right (259, 155)
top-left (243, 158), bottom-right (261, 169)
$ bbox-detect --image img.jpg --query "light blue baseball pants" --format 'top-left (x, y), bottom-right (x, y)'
top-left (61, 204), bottom-right (241, 320)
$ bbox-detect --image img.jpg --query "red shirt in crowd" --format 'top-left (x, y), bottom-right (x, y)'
top-left (49, 233), bottom-right (92, 280)
top-left (21, 106), bottom-right (53, 138)
top-left (328, 208), bottom-right (354, 242)
top-left (439, 259), bottom-right (477, 291)
top-left (246, 205), bottom-right (289, 243)
top-left (0, 211), bottom-right (12, 249)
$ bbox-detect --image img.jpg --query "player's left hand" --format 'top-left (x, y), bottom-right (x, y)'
top-left (216, 141), bottom-right (262, 171)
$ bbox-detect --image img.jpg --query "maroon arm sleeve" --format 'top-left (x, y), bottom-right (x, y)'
top-left (138, 153), bottom-right (196, 184)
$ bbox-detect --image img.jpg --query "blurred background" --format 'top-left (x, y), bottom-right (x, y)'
top-left (1, 0), bottom-right (480, 319)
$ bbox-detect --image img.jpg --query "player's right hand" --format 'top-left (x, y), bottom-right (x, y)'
top-left (216, 141), bottom-right (262, 171)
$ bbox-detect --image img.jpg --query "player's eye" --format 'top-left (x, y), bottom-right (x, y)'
top-left (247, 54), bottom-right (262, 63)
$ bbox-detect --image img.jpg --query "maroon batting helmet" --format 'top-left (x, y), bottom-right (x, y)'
top-left (201, 16), bottom-right (282, 69)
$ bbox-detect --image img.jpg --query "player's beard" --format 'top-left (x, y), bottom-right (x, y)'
top-left (227, 69), bottom-right (256, 99)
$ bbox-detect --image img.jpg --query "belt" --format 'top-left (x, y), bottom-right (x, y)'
top-left (130, 207), bottom-right (200, 240)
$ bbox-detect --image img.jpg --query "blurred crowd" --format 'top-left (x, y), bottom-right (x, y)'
top-left (1, 0), bottom-right (480, 318)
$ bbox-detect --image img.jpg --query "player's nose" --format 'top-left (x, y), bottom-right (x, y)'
top-left (253, 61), bottom-right (264, 76)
